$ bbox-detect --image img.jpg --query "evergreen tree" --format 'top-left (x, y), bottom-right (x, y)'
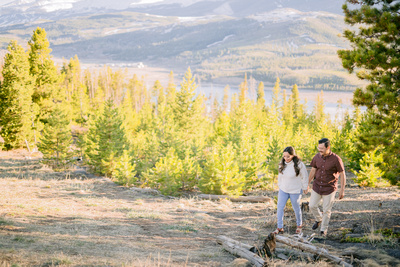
top-left (37, 106), bottom-right (72, 170)
top-left (281, 89), bottom-right (293, 126)
top-left (127, 73), bottom-right (147, 112)
top-left (0, 40), bottom-right (35, 150)
top-left (144, 148), bottom-right (199, 195)
top-left (112, 150), bottom-right (137, 186)
top-left (199, 142), bottom-right (245, 196)
top-left (173, 67), bottom-right (206, 147)
top-left (212, 111), bottom-right (231, 141)
top-left (166, 71), bottom-right (177, 105)
top-left (272, 77), bottom-right (281, 109)
top-left (85, 99), bottom-right (126, 176)
top-left (314, 91), bottom-right (325, 125)
top-left (119, 89), bottom-right (139, 144)
top-left (291, 84), bottom-right (304, 121)
top-left (238, 74), bottom-right (248, 105)
top-left (61, 55), bottom-right (90, 125)
top-left (28, 27), bottom-right (59, 124)
top-left (354, 149), bottom-right (384, 187)
top-left (338, 0), bottom-right (400, 183)
top-left (222, 85), bottom-right (230, 112)
top-left (256, 82), bottom-right (265, 109)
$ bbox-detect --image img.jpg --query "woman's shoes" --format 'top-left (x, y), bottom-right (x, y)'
top-left (273, 226), bottom-right (302, 234)
top-left (273, 228), bottom-right (284, 234)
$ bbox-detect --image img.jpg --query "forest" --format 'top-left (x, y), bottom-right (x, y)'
top-left (1, 0), bottom-right (399, 197)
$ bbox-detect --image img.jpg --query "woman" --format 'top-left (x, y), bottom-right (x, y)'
top-left (274, 146), bottom-right (308, 234)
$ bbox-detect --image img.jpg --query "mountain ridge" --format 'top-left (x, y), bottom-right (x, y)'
top-left (0, 0), bottom-right (361, 89)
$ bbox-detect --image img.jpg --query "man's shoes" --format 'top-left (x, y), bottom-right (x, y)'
top-left (320, 230), bottom-right (327, 237)
top-left (312, 221), bottom-right (321, 230)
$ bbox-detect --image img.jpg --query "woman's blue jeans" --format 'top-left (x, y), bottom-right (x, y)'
top-left (277, 189), bottom-right (302, 228)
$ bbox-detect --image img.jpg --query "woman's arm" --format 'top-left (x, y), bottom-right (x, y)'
top-left (300, 162), bottom-right (308, 191)
top-left (304, 167), bottom-right (316, 194)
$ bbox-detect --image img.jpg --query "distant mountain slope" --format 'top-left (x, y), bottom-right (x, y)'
top-left (0, 0), bottom-right (361, 89)
top-left (0, 0), bottom-right (345, 27)
top-left (127, 0), bottom-right (345, 17)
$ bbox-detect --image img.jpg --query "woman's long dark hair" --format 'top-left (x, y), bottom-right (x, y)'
top-left (279, 146), bottom-right (301, 176)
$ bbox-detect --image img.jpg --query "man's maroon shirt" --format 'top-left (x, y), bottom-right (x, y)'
top-left (310, 152), bottom-right (344, 195)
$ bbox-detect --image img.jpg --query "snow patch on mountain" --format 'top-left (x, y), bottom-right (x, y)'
top-left (38, 0), bottom-right (78, 12)
top-left (250, 8), bottom-right (338, 23)
top-left (213, 2), bottom-right (233, 16)
top-left (207, 34), bottom-right (234, 48)
top-left (250, 8), bottom-right (302, 23)
top-left (130, 0), bottom-right (163, 6)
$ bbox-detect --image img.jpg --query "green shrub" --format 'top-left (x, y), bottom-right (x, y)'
top-left (143, 148), bottom-right (199, 195)
top-left (354, 149), bottom-right (384, 187)
top-left (112, 150), bottom-right (137, 186)
top-left (199, 143), bottom-right (246, 196)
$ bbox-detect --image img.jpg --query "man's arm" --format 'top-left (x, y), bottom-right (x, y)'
top-left (304, 167), bottom-right (316, 194)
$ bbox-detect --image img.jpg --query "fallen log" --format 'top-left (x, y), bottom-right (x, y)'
top-left (275, 248), bottom-right (315, 261)
top-left (131, 187), bottom-right (160, 195)
top-left (217, 235), bottom-right (253, 250)
top-left (198, 194), bottom-right (273, 203)
top-left (275, 235), bottom-right (352, 267)
top-left (216, 236), bottom-right (266, 267)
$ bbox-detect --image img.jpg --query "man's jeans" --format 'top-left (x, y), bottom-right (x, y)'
top-left (309, 189), bottom-right (336, 232)
top-left (277, 189), bottom-right (302, 229)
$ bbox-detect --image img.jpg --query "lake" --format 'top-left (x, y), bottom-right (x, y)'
top-left (197, 84), bottom-right (364, 120)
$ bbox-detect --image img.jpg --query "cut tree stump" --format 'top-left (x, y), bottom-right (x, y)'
top-left (198, 194), bottom-right (273, 203)
top-left (275, 235), bottom-right (352, 267)
top-left (216, 236), bottom-right (267, 267)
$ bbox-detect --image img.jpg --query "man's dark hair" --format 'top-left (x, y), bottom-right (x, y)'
top-left (318, 138), bottom-right (330, 148)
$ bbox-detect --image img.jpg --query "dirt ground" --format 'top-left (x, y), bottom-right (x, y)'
top-left (0, 150), bottom-right (399, 267)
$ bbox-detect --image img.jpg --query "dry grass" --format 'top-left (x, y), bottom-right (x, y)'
top-left (0, 149), bottom-right (399, 266)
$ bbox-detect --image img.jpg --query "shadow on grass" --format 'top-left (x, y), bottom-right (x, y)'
top-left (0, 158), bottom-right (99, 181)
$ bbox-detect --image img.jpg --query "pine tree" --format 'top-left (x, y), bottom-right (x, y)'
top-left (314, 91), bottom-right (325, 125)
top-left (85, 99), bottom-right (127, 176)
top-left (256, 82), bottom-right (265, 109)
top-left (338, 0), bottom-right (400, 183)
top-left (112, 150), bottom-right (137, 186)
top-left (0, 40), bottom-right (35, 150)
top-left (281, 89), bottom-right (293, 126)
top-left (28, 27), bottom-right (59, 123)
top-left (37, 106), bottom-right (72, 170)
top-left (166, 71), bottom-right (177, 106)
top-left (173, 67), bottom-right (206, 147)
top-left (272, 77), bottom-right (281, 109)
top-left (61, 55), bottom-right (90, 125)
top-left (119, 89), bottom-right (139, 143)
top-left (199, 142), bottom-right (245, 196)
top-left (291, 84), bottom-right (304, 121)
top-left (238, 74), bottom-right (248, 105)
top-left (222, 85), bottom-right (230, 112)
top-left (144, 148), bottom-right (199, 195)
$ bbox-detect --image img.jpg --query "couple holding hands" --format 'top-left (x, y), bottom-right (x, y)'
top-left (274, 138), bottom-right (346, 237)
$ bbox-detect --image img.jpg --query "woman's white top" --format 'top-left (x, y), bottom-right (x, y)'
top-left (278, 160), bottom-right (308, 194)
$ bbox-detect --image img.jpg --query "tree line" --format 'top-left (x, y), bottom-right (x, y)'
top-left (1, 0), bottom-right (399, 196)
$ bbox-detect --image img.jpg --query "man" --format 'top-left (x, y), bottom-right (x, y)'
top-left (304, 138), bottom-right (346, 237)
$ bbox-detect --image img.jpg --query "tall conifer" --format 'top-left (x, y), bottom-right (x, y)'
top-left (85, 99), bottom-right (126, 175)
top-left (338, 0), bottom-right (400, 183)
top-left (0, 41), bottom-right (35, 150)
top-left (37, 106), bottom-right (72, 170)
top-left (28, 27), bottom-right (59, 124)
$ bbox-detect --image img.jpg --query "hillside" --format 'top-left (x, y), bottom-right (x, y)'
top-left (0, 0), bottom-right (364, 89)
top-left (0, 150), bottom-right (399, 266)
